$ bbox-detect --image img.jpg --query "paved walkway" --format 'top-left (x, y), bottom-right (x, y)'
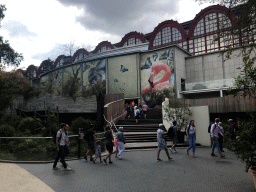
top-left (0, 147), bottom-right (255, 192)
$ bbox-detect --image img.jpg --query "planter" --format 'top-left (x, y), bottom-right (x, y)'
top-left (249, 167), bottom-right (256, 189)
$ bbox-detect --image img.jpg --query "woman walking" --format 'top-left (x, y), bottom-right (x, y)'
top-left (104, 125), bottom-right (114, 164)
top-left (186, 120), bottom-right (197, 158)
top-left (157, 124), bottom-right (172, 161)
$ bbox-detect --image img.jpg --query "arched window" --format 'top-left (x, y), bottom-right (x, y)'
top-left (119, 32), bottom-right (145, 47)
top-left (188, 5), bottom-right (237, 55)
top-left (149, 20), bottom-right (187, 50)
top-left (92, 41), bottom-right (114, 54)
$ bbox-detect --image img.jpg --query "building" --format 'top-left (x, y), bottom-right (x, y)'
top-left (20, 4), bottom-right (255, 120)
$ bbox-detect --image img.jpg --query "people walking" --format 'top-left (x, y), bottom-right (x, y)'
top-left (53, 123), bottom-right (72, 171)
top-left (114, 139), bottom-right (119, 158)
top-left (169, 121), bottom-right (178, 153)
top-left (104, 125), bottom-right (114, 164)
top-left (218, 122), bottom-right (224, 152)
top-left (84, 124), bottom-right (97, 162)
top-left (60, 124), bottom-right (70, 165)
top-left (228, 119), bottom-right (237, 141)
top-left (157, 124), bottom-right (172, 161)
top-left (135, 108), bottom-right (140, 124)
top-left (116, 127), bottom-right (125, 159)
top-left (186, 120), bottom-right (197, 158)
top-left (94, 140), bottom-right (102, 163)
top-left (211, 118), bottom-right (225, 158)
top-left (142, 103), bottom-right (149, 119)
top-left (126, 103), bottom-right (131, 119)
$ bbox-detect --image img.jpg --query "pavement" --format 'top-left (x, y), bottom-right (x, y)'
top-left (0, 147), bottom-right (255, 192)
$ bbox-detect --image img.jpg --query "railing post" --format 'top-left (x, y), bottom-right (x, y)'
top-left (78, 137), bottom-right (81, 159)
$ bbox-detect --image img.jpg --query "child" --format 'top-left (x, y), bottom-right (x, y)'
top-left (94, 140), bottom-right (102, 163)
top-left (114, 139), bottom-right (119, 158)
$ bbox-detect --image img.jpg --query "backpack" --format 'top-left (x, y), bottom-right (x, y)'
top-left (136, 110), bottom-right (140, 116)
top-left (208, 123), bottom-right (213, 133)
top-left (52, 129), bottom-right (62, 144)
top-left (167, 126), bottom-right (175, 139)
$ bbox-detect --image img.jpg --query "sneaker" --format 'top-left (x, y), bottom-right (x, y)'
top-left (157, 159), bottom-right (162, 162)
top-left (168, 157), bottom-right (173, 161)
top-left (84, 155), bottom-right (87, 161)
top-left (174, 150), bottom-right (177, 153)
top-left (220, 154), bottom-right (225, 158)
top-left (169, 148), bottom-right (174, 153)
top-left (93, 159), bottom-right (96, 163)
top-left (109, 161), bottom-right (113, 164)
top-left (64, 167), bottom-right (72, 171)
top-left (103, 159), bottom-right (107, 165)
top-left (118, 156), bottom-right (123, 160)
top-left (211, 153), bottom-right (218, 157)
top-left (52, 167), bottom-right (60, 170)
top-left (193, 154), bottom-right (197, 158)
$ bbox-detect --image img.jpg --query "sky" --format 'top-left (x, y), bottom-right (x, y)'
top-left (0, 0), bottom-right (213, 71)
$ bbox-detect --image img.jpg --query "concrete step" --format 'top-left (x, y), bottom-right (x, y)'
top-left (116, 119), bottom-right (162, 125)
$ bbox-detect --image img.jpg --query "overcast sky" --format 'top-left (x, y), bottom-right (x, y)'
top-left (0, 0), bottom-right (213, 71)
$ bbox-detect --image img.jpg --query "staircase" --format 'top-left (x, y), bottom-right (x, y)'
top-left (115, 108), bottom-right (191, 150)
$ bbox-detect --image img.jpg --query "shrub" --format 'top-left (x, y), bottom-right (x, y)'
top-left (70, 117), bottom-right (96, 134)
top-left (0, 124), bottom-right (15, 137)
top-left (0, 114), bottom-right (22, 129)
top-left (17, 117), bottom-right (43, 135)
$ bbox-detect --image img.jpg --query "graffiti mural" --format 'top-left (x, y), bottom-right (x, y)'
top-left (82, 59), bottom-right (106, 94)
top-left (140, 48), bottom-right (175, 108)
top-left (108, 54), bottom-right (138, 98)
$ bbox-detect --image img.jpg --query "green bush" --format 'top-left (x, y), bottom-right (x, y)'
top-left (70, 117), bottom-right (96, 134)
top-left (0, 124), bottom-right (15, 137)
top-left (17, 117), bottom-right (43, 135)
top-left (0, 114), bottom-right (22, 129)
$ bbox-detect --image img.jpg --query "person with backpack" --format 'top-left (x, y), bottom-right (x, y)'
top-left (116, 127), bottom-right (126, 159)
top-left (135, 108), bottom-right (140, 124)
top-left (218, 122), bottom-right (224, 152)
top-left (211, 118), bottom-right (225, 158)
top-left (186, 120), bottom-right (197, 158)
top-left (169, 121), bottom-right (178, 153)
top-left (53, 123), bottom-right (72, 171)
top-left (84, 124), bottom-right (97, 162)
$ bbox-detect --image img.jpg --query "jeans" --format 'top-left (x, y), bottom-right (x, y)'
top-left (187, 133), bottom-right (196, 154)
top-left (53, 145), bottom-right (67, 168)
top-left (118, 142), bottom-right (125, 157)
top-left (211, 136), bottom-right (222, 155)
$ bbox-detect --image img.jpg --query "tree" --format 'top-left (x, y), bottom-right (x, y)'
top-left (163, 93), bottom-right (192, 132)
top-left (0, 5), bottom-right (23, 69)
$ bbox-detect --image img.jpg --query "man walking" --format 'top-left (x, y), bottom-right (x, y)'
top-left (116, 127), bottom-right (125, 159)
top-left (142, 103), bottom-right (149, 119)
top-left (84, 124), bottom-right (97, 162)
top-left (211, 118), bottom-right (225, 158)
top-left (53, 123), bottom-right (72, 170)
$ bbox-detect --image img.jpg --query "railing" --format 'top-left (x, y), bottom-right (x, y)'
top-left (104, 93), bottom-right (126, 125)
top-left (0, 133), bottom-right (105, 162)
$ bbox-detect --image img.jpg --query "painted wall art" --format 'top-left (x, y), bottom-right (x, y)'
top-left (140, 48), bottom-right (175, 108)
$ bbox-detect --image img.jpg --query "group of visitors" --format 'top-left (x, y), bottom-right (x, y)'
top-left (157, 117), bottom-right (227, 161)
top-left (126, 102), bottom-right (149, 123)
top-left (53, 117), bottom-right (231, 170)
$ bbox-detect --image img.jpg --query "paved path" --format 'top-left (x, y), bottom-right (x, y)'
top-left (1, 147), bottom-right (255, 192)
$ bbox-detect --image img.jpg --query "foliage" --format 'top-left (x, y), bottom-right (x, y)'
top-left (40, 74), bottom-right (55, 94)
top-left (163, 96), bottom-right (192, 132)
top-left (0, 114), bottom-right (22, 128)
top-left (70, 117), bottom-right (96, 134)
top-left (227, 57), bottom-right (256, 98)
top-left (0, 70), bottom-right (37, 111)
top-left (0, 124), bottom-right (15, 137)
top-left (62, 66), bottom-right (82, 101)
top-left (82, 80), bottom-right (106, 98)
top-left (17, 117), bottom-right (43, 135)
top-left (230, 113), bottom-right (256, 171)
top-left (0, 5), bottom-right (23, 69)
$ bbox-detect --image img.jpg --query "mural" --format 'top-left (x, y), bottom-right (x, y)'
top-left (82, 59), bottom-right (106, 94)
top-left (108, 54), bottom-right (138, 98)
top-left (140, 48), bottom-right (175, 108)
